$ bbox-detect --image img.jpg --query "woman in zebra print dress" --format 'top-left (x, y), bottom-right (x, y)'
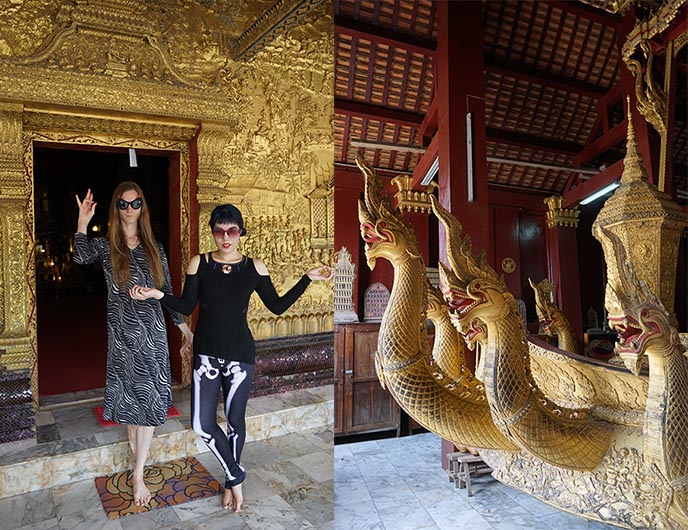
top-left (74, 182), bottom-right (193, 507)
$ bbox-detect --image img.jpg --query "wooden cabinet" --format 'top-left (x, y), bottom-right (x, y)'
top-left (335, 322), bottom-right (400, 436)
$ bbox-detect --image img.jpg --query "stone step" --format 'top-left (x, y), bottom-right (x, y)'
top-left (0, 385), bottom-right (333, 499)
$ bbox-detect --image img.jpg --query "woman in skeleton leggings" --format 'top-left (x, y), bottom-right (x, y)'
top-left (130, 204), bottom-right (332, 512)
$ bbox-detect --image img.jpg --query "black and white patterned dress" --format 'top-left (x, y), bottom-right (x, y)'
top-left (73, 232), bottom-right (183, 426)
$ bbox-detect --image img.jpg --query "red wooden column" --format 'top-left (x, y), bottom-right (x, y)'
top-left (334, 167), bottom-right (365, 315)
top-left (436, 0), bottom-right (491, 263)
top-left (435, 0), bottom-right (490, 470)
top-left (544, 197), bottom-right (584, 349)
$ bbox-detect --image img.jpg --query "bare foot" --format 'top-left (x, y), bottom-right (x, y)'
top-left (231, 483), bottom-right (243, 513)
top-left (132, 473), bottom-right (151, 507)
top-left (222, 488), bottom-right (234, 510)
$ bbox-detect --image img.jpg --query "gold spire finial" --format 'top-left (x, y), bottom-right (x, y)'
top-left (621, 96), bottom-right (648, 184)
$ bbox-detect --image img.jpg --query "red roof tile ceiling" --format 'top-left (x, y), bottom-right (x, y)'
top-left (334, 0), bottom-right (686, 204)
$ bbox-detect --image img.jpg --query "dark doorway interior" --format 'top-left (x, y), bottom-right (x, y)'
top-left (34, 145), bottom-right (171, 397)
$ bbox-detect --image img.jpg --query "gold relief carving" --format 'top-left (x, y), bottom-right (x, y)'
top-left (23, 111), bottom-right (198, 142)
top-left (233, 0), bottom-right (329, 60)
top-left (528, 340), bottom-right (647, 416)
top-left (193, 8), bottom-right (333, 340)
top-left (544, 194), bottom-right (580, 228)
top-left (621, 0), bottom-right (686, 63)
top-left (390, 175), bottom-right (437, 214)
top-left (196, 123), bottom-right (235, 205)
top-left (482, 444), bottom-right (675, 529)
top-left (675, 31), bottom-right (688, 55)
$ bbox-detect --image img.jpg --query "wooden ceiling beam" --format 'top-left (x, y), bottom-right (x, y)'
top-left (335, 15), bottom-right (436, 56)
top-left (541, 0), bottom-right (620, 28)
top-left (485, 62), bottom-right (607, 99)
top-left (486, 127), bottom-right (582, 155)
top-left (335, 98), bottom-right (424, 128)
top-left (563, 158), bottom-right (623, 207)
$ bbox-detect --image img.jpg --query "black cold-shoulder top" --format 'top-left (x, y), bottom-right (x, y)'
top-left (160, 254), bottom-right (311, 364)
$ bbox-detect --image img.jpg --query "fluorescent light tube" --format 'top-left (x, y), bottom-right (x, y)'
top-left (467, 112), bottom-right (474, 203)
top-left (580, 182), bottom-right (620, 205)
top-left (421, 156), bottom-right (439, 186)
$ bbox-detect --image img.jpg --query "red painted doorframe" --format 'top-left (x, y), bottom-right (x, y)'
top-left (166, 135), bottom-right (199, 385)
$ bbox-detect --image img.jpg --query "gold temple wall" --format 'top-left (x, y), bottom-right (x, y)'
top-left (0, 1), bottom-right (334, 398)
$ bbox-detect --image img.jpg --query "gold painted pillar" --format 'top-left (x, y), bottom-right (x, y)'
top-left (0, 103), bottom-right (33, 368)
top-left (544, 195), bottom-right (583, 348)
top-left (0, 102), bottom-right (36, 439)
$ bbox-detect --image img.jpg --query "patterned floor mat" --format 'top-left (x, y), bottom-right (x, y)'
top-left (94, 456), bottom-right (222, 519)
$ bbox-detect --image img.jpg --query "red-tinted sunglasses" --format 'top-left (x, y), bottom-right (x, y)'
top-left (212, 226), bottom-right (242, 238)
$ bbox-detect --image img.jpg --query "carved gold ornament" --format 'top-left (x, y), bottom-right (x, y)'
top-left (544, 194), bottom-right (580, 228)
top-left (500, 257), bottom-right (515, 274)
top-left (0, 1), bottom-right (334, 404)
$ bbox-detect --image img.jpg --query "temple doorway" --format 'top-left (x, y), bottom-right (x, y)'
top-left (34, 145), bottom-right (177, 398)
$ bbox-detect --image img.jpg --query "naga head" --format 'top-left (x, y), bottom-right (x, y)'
top-left (432, 196), bottom-right (511, 348)
top-left (426, 280), bottom-right (446, 321)
top-left (528, 278), bottom-right (559, 335)
top-left (600, 227), bottom-right (682, 374)
top-left (356, 154), bottom-right (422, 269)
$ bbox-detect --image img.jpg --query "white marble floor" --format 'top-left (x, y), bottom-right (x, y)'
top-left (334, 433), bottom-right (618, 530)
top-left (0, 427), bottom-right (333, 530)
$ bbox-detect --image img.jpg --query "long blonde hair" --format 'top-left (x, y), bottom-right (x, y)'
top-left (107, 181), bottom-right (164, 289)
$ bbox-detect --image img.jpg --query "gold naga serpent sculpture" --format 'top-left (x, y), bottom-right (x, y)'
top-left (431, 197), bottom-right (613, 471)
top-left (601, 227), bottom-right (688, 528)
top-left (355, 136), bottom-right (685, 526)
top-left (356, 154), bottom-right (516, 451)
top-left (528, 277), bottom-right (578, 354)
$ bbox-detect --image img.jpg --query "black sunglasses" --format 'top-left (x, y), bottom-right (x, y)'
top-left (117, 198), bottom-right (143, 210)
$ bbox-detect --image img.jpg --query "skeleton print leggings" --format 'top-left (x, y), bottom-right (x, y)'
top-left (191, 354), bottom-right (254, 488)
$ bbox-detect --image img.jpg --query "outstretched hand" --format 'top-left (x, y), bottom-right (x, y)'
top-left (129, 285), bottom-right (164, 301)
top-left (306, 265), bottom-right (333, 281)
top-left (75, 189), bottom-right (97, 231)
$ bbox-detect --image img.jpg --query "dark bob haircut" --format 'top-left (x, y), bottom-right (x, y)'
top-left (209, 204), bottom-right (247, 236)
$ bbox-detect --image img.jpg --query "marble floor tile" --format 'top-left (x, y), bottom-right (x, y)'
top-left (376, 500), bottom-right (441, 530)
top-left (335, 432), bottom-right (621, 530)
top-left (241, 432), bottom-right (325, 466)
top-left (280, 478), bottom-right (333, 526)
top-left (179, 511), bottom-right (250, 530)
top-left (290, 450), bottom-right (333, 482)
top-left (333, 476), bottom-right (372, 506)
top-left (172, 493), bottom-right (224, 522)
top-left (539, 511), bottom-right (620, 529)
top-left (56, 505), bottom-right (123, 530)
top-left (251, 461), bottom-right (318, 497)
top-left (34, 410), bottom-right (55, 427)
top-left (239, 494), bottom-right (313, 530)
top-left (333, 499), bottom-right (384, 530)
top-left (117, 506), bottom-right (182, 530)
top-left (13, 518), bottom-right (60, 530)
top-left (52, 406), bottom-right (102, 440)
top-left (0, 489), bottom-right (56, 530)
top-left (52, 479), bottom-right (102, 517)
